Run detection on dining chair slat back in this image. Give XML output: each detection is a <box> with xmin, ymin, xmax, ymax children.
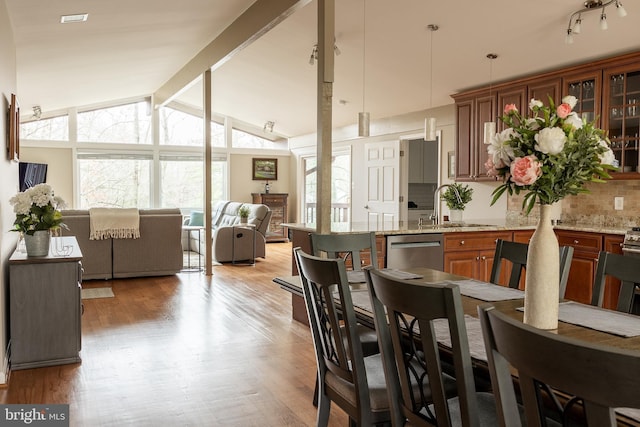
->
<box><xmin>478</xmin><ymin>304</ymin><xmax>640</xmax><ymax>426</ymax></box>
<box><xmin>365</xmin><ymin>267</ymin><xmax>499</xmax><ymax>427</ymax></box>
<box><xmin>591</xmin><ymin>250</ymin><xmax>640</xmax><ymax>313</ymax></box>
<box><xmin>310</xmin><ymin>231</ymin><xmax>378</xmax><ymax>271</ymax></box>
<box><xmin>293</xmin><ymin>248</ymin><xmax>391</xmax><ymax>426</ymax></box>
<box><xmin>490</xmin><ymin>239</ymin><xmax>574</xmax><ymax>299</ymax></box>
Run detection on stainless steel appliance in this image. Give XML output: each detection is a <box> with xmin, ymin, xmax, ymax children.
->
<box><xmin>386</xmin><ymin>233</ymin><xmax>443</xmax><ymax>270</ymax></box>
<box><xmin>622</xmin><ymin>227</ymin><xmax>640</xmax><ymax>257</ymax></box>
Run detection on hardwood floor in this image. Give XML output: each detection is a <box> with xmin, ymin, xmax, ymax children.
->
<box><xmin>0</xmin><ymin>243</ymin><xmax>349</xmax><ymax>426</ymax></box>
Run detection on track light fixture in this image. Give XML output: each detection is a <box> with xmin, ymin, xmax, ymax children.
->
<box><xmin>308</xmin><ymin>40</ymin><xmax>341</xmax><ymax>65</ymax></box>
<box><xmin>566</xmin><ymin>0</ymin><xmax>627</xmax><ymax>44</ymax></box>
<box><xmin>263</xmin><ymin>121</ymin><xmax>275</xmax><ymax>133</ymax></box>
<box><xmin>32</xmin><ymin>105</ymin><xmax>42</xmax><ymax>120</ymax></box>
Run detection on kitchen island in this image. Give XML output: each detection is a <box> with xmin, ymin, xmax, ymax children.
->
<box><xmin>284</xmin><ymin>219</ymin><xmax>629</xmax><ymax>309</ymax></box>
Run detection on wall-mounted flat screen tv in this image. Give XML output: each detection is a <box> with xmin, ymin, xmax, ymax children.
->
<box><xmin>19</xmin><ymin>162</ymin><xmax>48</xmax><ymax>192</ymax></box>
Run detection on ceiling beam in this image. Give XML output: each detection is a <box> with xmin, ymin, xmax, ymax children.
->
<box><xmin>153</xmin><ymin>0</ymin><xmax>311</xmax><ymax>107</ymax></box>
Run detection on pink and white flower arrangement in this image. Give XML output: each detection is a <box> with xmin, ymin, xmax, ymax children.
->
<box><xmin>487</xmin><ymin>96</ymin><xmax>617</xmax><ymax>214</ymax></box>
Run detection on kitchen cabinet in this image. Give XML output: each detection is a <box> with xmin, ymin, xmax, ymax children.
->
<box><xmin>563</xmin><ymin>69</ymin><xmax>602</xmax><ymax>126</ymax></box>
<box><xmin>408</xmin><ymin>139</ymin><xmax>438</xmax><ymax>183</ymax></box>
<box><xmin>454</xmin><ymin>94</ymin><xmax>496</xmax><ymax>182</ymax></box>
<box><xmin>443</xmin><ymin>231</ymin><xmax>512</xmax><ymax>283</ymax></box>
<box><xmin>9</xmin><ymin>237</ymin><xmax>83</xmax><ymax>370</ymax></box>
<box><xmin>453</xmin><ymin>50</ymin><xmax>640</xmax><ymax>181</ymax></box>
<box><xmin>252</xmin><ymin>193</ymin><xmax>288</xmax><ymax>242</ymax></box>
<box><xmin>555</xmin><ymin>230</ymin><xmax>602</xmax><ymax>304</ymax></box>
<box><xmin>603</xmin><ymin>65</ymin><xmax>640</xmax><ymax>177</ymax></box>
<box><xmin>602</xmin><ymin>234</ymin><xmax>625</xmax><ymax>309</ymax></box>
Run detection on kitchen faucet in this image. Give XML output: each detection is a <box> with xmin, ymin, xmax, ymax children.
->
<box><xmin>430</xmin><ymin>184</ymin><xmax>462</xmax><ymax>225</ymax></box>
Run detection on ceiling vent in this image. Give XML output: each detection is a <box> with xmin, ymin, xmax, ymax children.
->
<box><xmin>60</xmin><ymin>14</ymin><xmax>88</xmax><ymax>24</ymax></box>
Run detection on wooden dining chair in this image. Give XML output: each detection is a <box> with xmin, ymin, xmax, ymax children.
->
<box><xmin>293</xmin><ymin>248</ymin><xmax>392</xmax><ymax>427</ymax></box>
<box><xmin>364</xmin><ymin>267</ymin><xmax>499</xmax><ymax>426</ymax></box>
<box><xmin>310</xmin><ymin>231</ymin><xmax>379</xmax><ymax>271</ymax></box>
<box><xmin>591</xmin><ymin>250</ymin><xmax>640</xmax><ymax>313</ymax></box>
<box><xmin>308</xmin><ymin>231</ymin><xmax>381</xmax><ymax>406</ymax></box>
<box><xmin>489</xmin><ymin>239</ymin><xmax>574</xmax><ymax>299</ymax></box>
<box><xmin>478</xmin><ymin>303</ymin><xmax>640</xmax><ymax>426</ymax></box>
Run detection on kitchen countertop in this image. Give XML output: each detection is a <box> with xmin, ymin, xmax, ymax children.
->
<box><xmin>283</xmin><ymin>220</ymin><xmax>629</xmax><ymax>236</ymax></box>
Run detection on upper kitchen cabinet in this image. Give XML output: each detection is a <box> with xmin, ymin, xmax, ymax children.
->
<box><xmin>453</xmin><ymin>93</ymin><xmax>497</xmax><ymax>182</ymax></box>
<box><xmin>453</xmin><ymin>50</ymin><xmax>640</xmax><ymax>181</ymax></box>
<box><xmin>497</xmin><ymin>85</ymin><xmax>527</xmax><ymax>130</ymax></box>
<box><xmin>603</xmin><ymin>64</ymin><xmax>640</xmax><ymax>177</ymax></box>
<box><xmin>528</xmin><ymin>78</ymin><xmax>561</xmax><ymax>110</ymax></box>
<box><xmin>408</xmin><ymin>139</ymin><xmax>438</xmax><ymax>183</ymax></box>
<box><xmin>562</xmin><ymin>70</ymin><xmax>602</xmax><ymax>126</ymax></box>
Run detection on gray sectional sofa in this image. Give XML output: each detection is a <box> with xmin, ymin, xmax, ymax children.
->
<box><xmin>62</xmin><ymin>208</ymin><xmax>183</xmax><ymax>280</ymax></box>
<box><xmin>183</xmin><ymin>201</ymin><xmax>272</xmax><ymax>263</ymax></box>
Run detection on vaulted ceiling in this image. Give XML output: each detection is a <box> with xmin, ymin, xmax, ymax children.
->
<box><xmin>6</xmin><ymin>0</ymin><xmax>640</xmax><ymax>137</ymax></box>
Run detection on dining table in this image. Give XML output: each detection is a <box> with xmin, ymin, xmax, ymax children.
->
<box><xmin>273</xmin><ymin>267</ymin><xmax>640</xmax><ymax>426</ymax></box>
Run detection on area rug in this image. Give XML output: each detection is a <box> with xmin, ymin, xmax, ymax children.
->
<box><xmin>81</xmin><ymin>287</ymin><xmax>115</xmax><ymax>300</ymax></box>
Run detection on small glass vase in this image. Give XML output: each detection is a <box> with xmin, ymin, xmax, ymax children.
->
<box><xmin>523</xmin><ymin>204</ymin><xmax>560</xmax><ymax>330</ymax></box>
<box><xmin>24</xmin><ymin>230</ymin><xmax>51</xmax><ymax>257</ymax></box>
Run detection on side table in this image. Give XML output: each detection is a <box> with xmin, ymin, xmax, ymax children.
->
<box><xmin>182</xmin><ymin>225</ymin><xmax>204</xmax><ymax>271</ymax></box>
<box><xmin>232</xmin><ymin>223</ymin><xmax>256</xmax><ymax>265</ymax></box>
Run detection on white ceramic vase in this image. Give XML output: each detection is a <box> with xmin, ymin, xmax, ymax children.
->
<box><xmin>449</xmin><ymin>209</ymin><xmax>463</xmax><ymax>223</ymax></box>
<box><xmin>523</xmin><ymin>204</ymin><xmax>560</xmax><ymax>330</ymax></box>
<box><xmin>24</xmin><ymin>230</ymin><xmax>51</xmax><ymax>257</ymax></box>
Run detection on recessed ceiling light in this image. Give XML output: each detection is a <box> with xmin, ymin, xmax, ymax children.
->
<box><xmin>60</xmin><ymin>13</ymin><xmax>88</xmax><ymax>24</ymax></box>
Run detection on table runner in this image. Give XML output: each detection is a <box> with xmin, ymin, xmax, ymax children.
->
<box><xmin>557</xmin><ymin>302</ymin><xmax>640</xmax><ymax>338</ymax></box>
<box><xmin>443</xmin><ymin>279</ymin><xmax>525</xmax><ymax>301</ymax></box>
<box><xmin>347</xmin><ymin>268</ymin><xmax>423</xmax><ymax>284</ymax></box>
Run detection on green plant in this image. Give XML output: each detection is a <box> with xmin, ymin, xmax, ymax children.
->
<box><xmin>441</xmin><ymin>183</ymin><xmax>473</xmax><ymax>210</ymax></box>
<box><xmin>238</xmin><ymin>205</ymin><xmax>250</xmax><ymax>218</ymax></box>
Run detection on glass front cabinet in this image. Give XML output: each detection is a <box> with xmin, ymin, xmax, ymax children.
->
<box><xmin>603</xmin><ymin>66</ymin><xmax>640</xmax><ymax>177</ymax></box>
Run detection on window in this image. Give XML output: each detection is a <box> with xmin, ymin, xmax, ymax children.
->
<box><xmin>77</xmin><ymin>153</ymin><xmax>151</xmax><ymax>208</ymax></box>
<box><xmin>20</xmin><ymin>116</ymin><xmax>69</xmax><ymax>141</ymax></box>
<box><xmin>77</xmin><ymin>101</ymin><xmax>151</xmax><ymax>144</ymax></box>
<box><xmin>302</xmin><ymin>149</ymin><xmax>351</xmax><ymax>223</ymax></box>
<box><xmin>159</xmin><ymin>106</ymin><xmax>226</xmax><ymax>147</ymax></box>
<box><xmin>232</xmin><ymin>128</ymin><xmax>287</xmax><ymax>150</ymax></box>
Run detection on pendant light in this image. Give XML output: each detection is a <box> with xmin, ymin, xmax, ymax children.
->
<box><xmin>424</xmin><ymin>24</ymin><xmax>438</xmax><ymax>141</ymax></box>
<box><xmin>357</xmin><ymin>0</ymin><xmax>370</xmax><ymax>137</ymax></box>
<box><xmin>483</xmin><ymin>53</ymin><xmax>498</xmax><ymax>145</ymax></box>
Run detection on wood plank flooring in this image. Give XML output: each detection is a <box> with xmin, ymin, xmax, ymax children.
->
<box><xmin>0</xmin><ymin>243</ymin><xmax>349</xmax><ymax>426</ymax></box>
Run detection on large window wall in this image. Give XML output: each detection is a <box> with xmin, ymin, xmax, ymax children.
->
<box><xmin>20</xmin><ymin>99</ymin><xmax>285</xmax><ymax>211</ymax></box>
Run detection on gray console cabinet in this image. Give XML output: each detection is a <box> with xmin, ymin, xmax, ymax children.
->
<box><xmin>9</xmin><ymin>236</ymin><xmax>83</xmax><ymax>370</ymax></box>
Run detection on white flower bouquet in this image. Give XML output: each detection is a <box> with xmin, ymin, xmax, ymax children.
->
<box><xmin>9</xmin><ymin>183</ymin><xmax>67</xmax><ymax>234</ymax></box>
<box><xmin>485</xmin><ymin>96</ymin><xmax>617</xmax><ymax>214</ymax></box>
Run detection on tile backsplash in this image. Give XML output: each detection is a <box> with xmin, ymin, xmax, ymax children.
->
<box><xmin>506</xmin><ymin>180</ymin><xmax>640</xmax><ymax>227</ymax></box>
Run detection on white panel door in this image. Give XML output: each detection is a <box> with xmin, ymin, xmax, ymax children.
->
<box><xmin>364</xmin><ymin>140</ymin><xmax>400</xmax><ymax>230</ymax></box>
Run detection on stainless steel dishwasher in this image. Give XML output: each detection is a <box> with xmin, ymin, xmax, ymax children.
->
<box><xmin>386</xmin><ymin>233</ymin><xmax>444</xmax><ymax>270</ymax></box>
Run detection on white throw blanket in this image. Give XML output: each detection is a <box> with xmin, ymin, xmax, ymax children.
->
<box><xmin>89</xmin><ymin>208</ymin><xmax>140</xmax><ymax>240</ymax></box>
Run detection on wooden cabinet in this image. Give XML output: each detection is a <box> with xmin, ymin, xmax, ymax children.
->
<box><xmin>602</xmin><ymin>234</ymin><xmax>625</xmax><ymax>309</ymax></box>
<box><xmin>563</xmin><ymin>69</ymin><xmax>602</xmax><ymax>126</ymax></box>
<box><xmin>453</xmin><ymin>50</ymin><xmax>640</xmax><ymax>181</ymax></box>
<box><xmin>555</xmin><ymin>230</ymin><xmax>602</xmax><ymax>304</ymax></box>
<box><xmin>252</xmin><ymin>193</ymin><xmax>288</xmax><ymax>242</ymax></box>
<box><xmin>408</xmin><ymin>139</ymin><xmax>438</xmax><ymax>183</ymax></box>
<box><xmin>9</xmin><ymin>236</ymin><xmax>83</xmax><ymax>370</ymax></box>
<box><xmin>443</xmin><ymin>231</ymin><xmax>512</xmax><ymax>282</ymax></box>
<box><xmin>454</xmin><ymin>94</ymin><xmax>496</xmax><ymax>181</ymax></box>
<box><xmin>603</xmin><ymin>64</ymin><xmax>640</xmax><ymax>176</ymax></box>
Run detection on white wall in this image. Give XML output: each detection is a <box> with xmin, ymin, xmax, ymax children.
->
<box><xmin>20</xmin><ymin>147</ymin><xmax>74</xmax><ymax>207</ymax></box>
<box><xmin>0</xmin><ymin>0</ymin><xmax>18</xmax><ymax>384</ymax></box>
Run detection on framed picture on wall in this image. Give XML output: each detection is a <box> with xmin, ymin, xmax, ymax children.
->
<box><xmin>252</xmin><ymin>158</ymin><xmax>278</xmax><ymax>180</ymax></box>
<box><xmin>447</xmin><ymin>151</ymin><xmax>455</xmax><ymax>178</ymax></box>
<box><xmin>7</xmin><ymin>93</ymin><xmax>19</xmax><ymax>162</ymax></box>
